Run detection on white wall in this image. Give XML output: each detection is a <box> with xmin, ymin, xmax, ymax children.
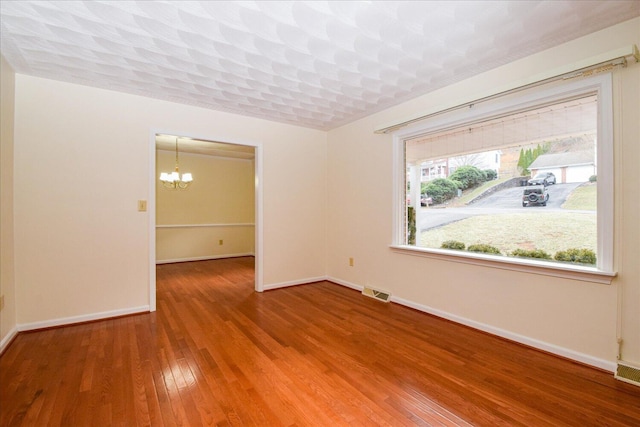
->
<box><xmin>0</xmin><ymin>55</ymin><xmax>17</xmax><ymax>350</ymax></box>
<box><xmin>156</xmin><ymin>151</ymin><xmax>255</xmax><ymax>262</ymax></box>
<box><xmin>327</xmin><ymin>18</ymin><xmax>640</xmax><ymax>370</ymax></box>
<box><xmin>13</xmin><ymin>76</ymin><xmax>327</xmax><ymax>326</ymax></box>
<box><xmin>565</xmin><ymin>165</ymin><xmax>596</xmax><ymax>183</ymax></box>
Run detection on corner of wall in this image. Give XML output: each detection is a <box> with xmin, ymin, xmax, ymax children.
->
<box><xmin>0</xmin><ymin>54</ymin><xmax>17</xmax><ymax>347</ymax></box>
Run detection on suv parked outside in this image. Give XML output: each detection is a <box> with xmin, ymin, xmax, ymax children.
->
<box><xmin>528</xmin><ymin>172</ymin><xmax>556</xmax><ymax>186</ymax></box>
<box><xmin>522</xmin><ymin>186</ymin><xmax>549</xmax><ymax>207</ymax></box>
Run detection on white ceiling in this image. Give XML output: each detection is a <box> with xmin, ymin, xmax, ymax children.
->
<box><xmin>155</xmin><ymin>134</ymin><xmax>255</xmax><ymax>159</ymax></box>
<box><xmin>1</xmin><ymin>1</ymin><xmax>639</xmax><ymax>131</ymax></box>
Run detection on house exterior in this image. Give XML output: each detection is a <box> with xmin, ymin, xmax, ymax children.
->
<box><xmin>420</xmin><ymin>159</ymin><xmax>448</xmax><ymax>181</ymax></box>
<box><xmin>420</xmin><ymin>151</ymin><xmax>501</xmax><ymax>182</ymax></box>
<box><xmin>529</xmin><ymin>151</ymin><xmax>595</xmax><ymax>183</ymax></box>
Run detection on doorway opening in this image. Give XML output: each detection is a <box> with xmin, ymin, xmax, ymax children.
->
<box><xmin>149</xmin><ymin>132</ymin><xmax>263</xmax><ymax>311</ymax></box>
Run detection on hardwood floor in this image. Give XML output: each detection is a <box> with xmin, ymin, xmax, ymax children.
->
<box><xmin>1</xmin><ymin>257</ymin><xmax>639</xmax><ymax>426</ymax></box>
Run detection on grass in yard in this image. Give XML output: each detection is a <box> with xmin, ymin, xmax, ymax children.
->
<box><xmin>420</xmin><ymin>212</ymin><xmax>596</xmax><ymax>255</ymax></box>
<box><xmin>449</xmin><ymin>177</ymin><xmax>510</xmax><ymax>207</ymax></box>
<box><xmin>562</xmin><ymin>183</ymin><xmax>597</xmax><ymax>210</ymax></box>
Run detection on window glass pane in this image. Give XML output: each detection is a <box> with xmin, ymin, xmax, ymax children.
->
<box><xmin>405</xmin><ymin>95</ymin><xmax>598</xmax><ymax>266</ymax></box>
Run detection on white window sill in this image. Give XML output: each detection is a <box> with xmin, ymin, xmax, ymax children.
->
<box><xmin>389</xmin><ymin>245</ymin><xmax>616</xmax><ymax>285</ymax></box>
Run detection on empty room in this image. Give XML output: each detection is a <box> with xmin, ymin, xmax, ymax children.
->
<box><xmin>1</xmin><ymin>1</ymin><xmax>640</xmax><ymax>425</ymax></box>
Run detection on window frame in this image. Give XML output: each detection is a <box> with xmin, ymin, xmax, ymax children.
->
<box><xmin>390</xmin><ymin>74</ymin><xmax>615</xmax><ymax>285</ymax></box>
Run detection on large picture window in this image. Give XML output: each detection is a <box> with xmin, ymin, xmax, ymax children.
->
<box><xmin>393</xmin><ymin>75</ymin><xmax>614</xmax><ymax>283</ymax></box>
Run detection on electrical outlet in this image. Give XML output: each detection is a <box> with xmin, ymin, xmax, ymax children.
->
<box><xmin>137</xmin><ymin>200</ymin><xmax>147</xmax><ymax>212</ymax></box>
<box><xmin>219</xmin><ymin>239</ymin><xmax>223</xmax><ymax>245</ymax></box>
<box><xmin>349</xmin><ymin>257</ymin><xmax>354</xmax><ymax>267</ymax></box>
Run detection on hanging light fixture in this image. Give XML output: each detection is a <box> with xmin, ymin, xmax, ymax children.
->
<box><xmin>159</xmin><ymin>137</ymin><xmax>193</xmax><ymax>189</ymax></box>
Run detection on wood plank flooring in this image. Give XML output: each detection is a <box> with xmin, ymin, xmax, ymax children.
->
<box><xmin>1</xmin><ymin>257</ymin><xmax>639</xmax><ymax>426</ymax></box>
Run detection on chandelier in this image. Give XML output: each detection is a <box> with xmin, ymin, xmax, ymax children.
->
<box><xmin>159</xmin><ymin>137</ymin><xmax>193</xmax><ymax>189</ymax></box>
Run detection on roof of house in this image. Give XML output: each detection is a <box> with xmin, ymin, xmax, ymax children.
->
<box><xmin>529</xmin><ymin>151</ymin><xmax>594</xmax><ymax>169</ymax></box>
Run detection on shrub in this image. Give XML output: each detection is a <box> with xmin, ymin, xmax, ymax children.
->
<box><xmin>449</xmin><ymin>166</ymin><xmax>484</xmax><ymax>189</ymax></box>
<box><xmin>510</xmin><ymin>249</ymin><xmax>552</xmax><ymax>260</ymax></box>
<box><xmin>467</xmin><ymin>244</ymin><xmax>501</xmax><ymax>255</ymax></box>
<box><xmin>441</xmin><ymin>240</ymin><xmax>465</xmax><ymax>250</ymax></box>
<box><xmin>483</xmin><ymin>169</ymin><xmax>498</xmax><ymax>180</ymax></box>
<box><xmin>450</xmin><ymin>179</ymin><xmax>463</xmax><ymax>190</ymax></box>
<box><xmin>589</xmin><ymin>175</ymin><xmax>597</xmax><ymax>182</ymax></box>
<box><xmin>424</xmin><ymin>178</ymin><xmax>458</xmax><ymax>204</ymax></box>
<box><xmin>554</xmin><ymin>248</ymin><xmax>596</xmax><ymax>265</ymax></box>
<box><xmin>407</xmin><ymin>206</ymin><xmax>416</xmax><ymax>245</ymax></box>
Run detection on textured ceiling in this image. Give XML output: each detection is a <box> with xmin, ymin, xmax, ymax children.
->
<box><xmin>1</xmin><ymin>1</ymin><xmax>639</xmax><ymax>131</ymax></box>
<box><xmin>156</xmin><ymin>134</ymin><xmax>255</xmax><ymax>159</ymax></box>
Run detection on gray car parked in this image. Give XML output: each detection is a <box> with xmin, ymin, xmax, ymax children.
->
<box><xmin>528</xmin><ymin>172</ymin><xmax>556</xmax><ymax>186</ymax></box>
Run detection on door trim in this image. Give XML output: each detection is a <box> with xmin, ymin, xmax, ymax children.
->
<box><xmin>148</xmin><ymin>129</ymin><xmax>264</xmax><ymax>312</ymax></box>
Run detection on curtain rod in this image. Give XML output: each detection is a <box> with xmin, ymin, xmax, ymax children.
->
<box><xmin>374</xmin><ymin>44</ymin><xmax>639</xmax><ymax>135</ymax></box>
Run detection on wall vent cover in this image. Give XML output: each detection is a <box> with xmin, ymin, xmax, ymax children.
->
<box><xmin>362</xmin><ymin>287</ymin><xmax>391</xmax><ymax>303</ymax></box>
<box><xmin>616</xmin><ymin>363</ymin><xmax>640</xmax><ymax>387</ymax></box>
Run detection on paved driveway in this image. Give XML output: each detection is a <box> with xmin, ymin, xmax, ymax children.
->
<box><xmin>419</xmin><ymin>183</ymin><xmax>585</xmax><ymax>231</ymax></box>
<box><xmin>471</xmin><ymin>182</ymin><xmax>582</xmax><ymax>209</ymax></box>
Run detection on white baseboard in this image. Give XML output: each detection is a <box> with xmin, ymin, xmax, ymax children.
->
<box><xmin>326</xmin><ymin>277</ymin><xmax>364</xmax><ymax>292</ymax></box>
<box><xmin>0</xmin><ymin>326</ymin><xmax>19</xmax><ymax>355</ymax></box>
<box><xmin>263</xmin><ymin>275</ymin><xmax>328</xmax><ymax>291</ymax></box>
<box><xmin>17</xmin><ymin>306</ymin><xmax>150</xmax><ymax>332</ymax></box>
<box><xmin>327</xmin><ymin>277</ymin><xmax>615</xmax><ymax>373</ymax></box>
<box><xmin>7</xmin><ymin>275</ymin><xmax>615</xmax><ymax>372</ymax></box>
<box><xmin>156</xmin><ymin>253</ymin><xmax>254</xmax><ymax>264</ymax></box>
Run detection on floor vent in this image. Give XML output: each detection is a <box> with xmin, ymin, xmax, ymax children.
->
<box><xmin>362</xmin><ymin>287</ymin><xmax>391</xmax><ymax>303</ymax></box>
<box><xmin>616</xmin><ymin>363</ymin><xmax>640</xmax><ymax>387</ymax></box>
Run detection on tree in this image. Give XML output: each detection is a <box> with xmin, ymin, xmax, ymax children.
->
<box><xmin>449</xmin><ymin>153</ymin><xmax>485</xmax><ymax>168</ymax></box>
<box><xmin>425</xmin><ymin>178</ymin><xmax>458</xmax><ymax>204</ymax></box>
<box><xmin>449</xmin><ymin>166</ymin><xmax>484</xmax><ymax>190</ymax></box>
<box><xmin>517</xmin><ymin>143</ymin><xmax>550</xmax><ymax>176</ymax></box>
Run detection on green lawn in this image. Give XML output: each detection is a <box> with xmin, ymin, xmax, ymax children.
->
<box><xmin>420</xmin><ymin>212</ymin><xmax>596</xmax><ymax>256</ymax></box>
<box><xmin>562</xmin><ymin>182</ymin><xmax>597</xmax><ymax>210</ymax></box>
<box><xmin>420</xmin><ymin>180</ymin><xmax>598</xmax><ymax>258</ymax></box>
<box><xmin>449</xmin><ymin>177</ymin><xmax>511</xmax><ymax>207</ymax></box>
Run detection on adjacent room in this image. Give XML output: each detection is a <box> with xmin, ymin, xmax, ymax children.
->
<box><xmin>155</xmin><ymin>134</ymin><xmax>256</xmax><ymax>267</ymax></box>
<box><xmin>1</xmin><ymin>1</ymin><xmax>639</xmax><ymax>425</ymax></box>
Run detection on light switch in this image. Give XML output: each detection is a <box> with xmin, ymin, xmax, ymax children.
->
<box><xmin>138</xmin><ymin>200</ymin><xmax>147</xmax><ymax>212</ymax></box>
